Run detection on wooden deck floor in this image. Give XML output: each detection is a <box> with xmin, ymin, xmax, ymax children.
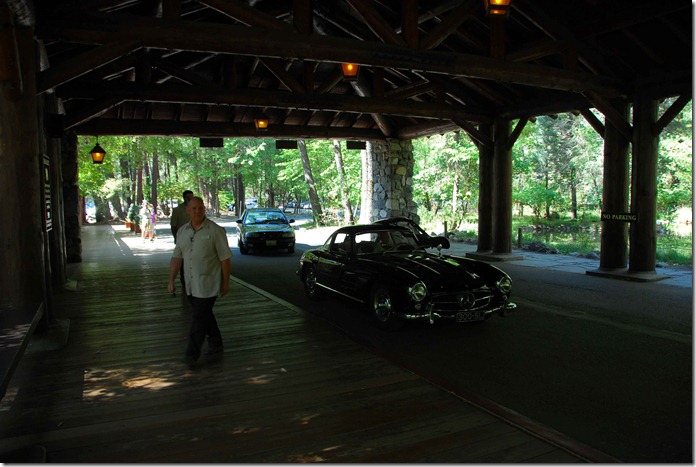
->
<box><xmin>0</xmin><ymin>224</ymin><xmax>589</xmax><ymax>463</ymax></box>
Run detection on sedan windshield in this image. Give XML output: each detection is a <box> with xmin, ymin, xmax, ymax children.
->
<box><xmin>353</xmin><ymin>230</ymin><xmax>419</xmax><ymax>255</ymax></box>
<box><xmin>244</xmin><ymin>211</ymin><xmax>289</xmax><ymax>225</ymax></box>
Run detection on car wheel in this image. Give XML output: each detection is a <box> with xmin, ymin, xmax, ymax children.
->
<box><xmin>369</xmin><ymin>284</ymin><xmax>404</xmax><ymax>331</ymax></box>
<box><xmin>303</xmin><ymin>265</ymin><xmax>324</xmax><ymax>300</ymax></box>
<box><xmin>238</xmin><ymin>239</ymin><xmax>249</xmax><ymax>255</ymax></box>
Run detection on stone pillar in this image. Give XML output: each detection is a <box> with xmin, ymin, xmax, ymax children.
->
<box><xmin>477</xmin><ymin>124</ymin><xmax>494</xmax><ymax>252</ymax></box>
<box><xmin>492</xmin><ymin>119</ymin><xmax>513</xmax><ymax>254</ymax></box>
<box><xmin>0</xmin><ymin>9</ymin><xmax>46</xmax><ymax>307</ymax></box>
<box><xmin>628</xmin><ymin>96</ymin><xmax>659</xmax><ymax>273</ymax></box>
<box><xmin>599</xmin><ymin>101</ymin><xmax>630</xmax><ymax>270</ymax></box>
<box><xmin>369</xmin><ymin>139</ymin><xmax>418</xmax><ymax>222</ymax></box>
<box><xmin>62</xmin><ymin>131</ymin><xmax>82</xmax><ymax>263</ymax></box>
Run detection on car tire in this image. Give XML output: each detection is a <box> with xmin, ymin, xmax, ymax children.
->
<box><xmin>238</xmin><ymin>239</ymin><xmax>249</xmax><ymax>255</ymax></box>
<box><xmin>369</xmin><ymin>284</ymin><xmax>404</xmax><ymax>331</ymax></box>
<box><xmin>303</xmin><ymin>265</ymin><xmax>324</xmax><ymax>300</ymax></box>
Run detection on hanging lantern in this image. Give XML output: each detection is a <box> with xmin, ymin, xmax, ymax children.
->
<box><xmin>341</xmin><ymin>63</ymin><xmax>360</xmax><ymax>81</ymax></box>
<box><xmin>90</xmin><ymin>139</ymin><xmax>106</xmax><ymax>164</ymax></box>
<box><xmin>484</xmin><ymin>0</ymin><xmax>511</xmax><ymax>17</ymax></box>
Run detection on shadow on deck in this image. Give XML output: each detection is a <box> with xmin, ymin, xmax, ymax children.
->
<box><xmin>0</xmin><ymin>224</ymin><xmax>616</xmax><ymax>462</ymax></box>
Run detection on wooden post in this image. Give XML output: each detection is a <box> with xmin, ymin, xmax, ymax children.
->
<box><xmin>0</xmin><ymin>9</ymin><xmax>46</xmax><ymax>307</ymax></box>
<box><xmin>628</xmin><ymin>95</ymin><xmax>659</xmax><ymax>273</ymax></box>
<box><xmin>599</xmin><ymin>100</ymin><xmax>630</xmax><ymax>270</ymax></box>
<box><xmin>476</xmin><ymin>123</ymin><xmax>494</xmax><ymax>252</ymax></box>
<box><xmin>492</xmin><ymin>118</ymin><xmax>513</xmax><ymax>254</ymax></box>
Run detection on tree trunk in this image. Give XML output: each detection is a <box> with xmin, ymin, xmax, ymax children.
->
<box><xmin>151</xmin><ymin>151</ymin><xmax>159</xmax><ymax>214</ymax></box>
<box><xmin>570</xmin><ymin>167</ymin><xmax>578</xmax><ymax>220</ymax></box>
<box><xmin>333</xmin><ymin>140</ymin><xmax>354</xmax><ymax>225</ymax></box>
<box><xmin>235</xmin><ymin>171</ymin><xmax>244</xmax><ymax>216</ymax></box>
<box><xmin>298</xmin><ymin>139</ymin><xmax>324</xmax><ymax>224</ymax></box>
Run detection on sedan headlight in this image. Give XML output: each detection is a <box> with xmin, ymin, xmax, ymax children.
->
<box><xmin>497</xmin><ymin>276</ymin><xmax>512</xmax><ymax>294</ymax></box>
<box><xmin>409</xmin><ymin>282</ymin><xmax>428</xmax><ymax>302</ymax></box>
<box><xmin>282</xmin><ymin>231</ymin><xmax>295</xmax><ymax>238</ymax></box>
<box><xmin>246</xmin><ymin>232</ymin><xmax>260</xmax><ymax>238</ymax></box>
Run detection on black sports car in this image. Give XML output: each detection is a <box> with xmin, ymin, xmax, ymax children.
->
<box><xmin>297</xmin><ymin>224</ymin><xmax>516</xmax><ymax>330</ymax></box>
<box><xmin>236</xmin><ymin>208</ymin><xmax>296</xmax><ymax>254</ymax></box>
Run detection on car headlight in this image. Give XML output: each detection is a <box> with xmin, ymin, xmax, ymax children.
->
<box><xmin>409</xmin><ymin>282</ymin><xmax>428</xmax><ymax>302</ymax></box>
<box><xmin>282</xmin><ymin>232</ymin><xmax>295</xmax><ymax>238</ymax></box>
<box><xmin>246</xmin><ymin>232</ymin><xmax>260</xmax><ymax>238</ymax></box>
<box><xmin>497</xmin><ymin>276</ymin><xmax>512</xmax><ymax>294</ymax></box>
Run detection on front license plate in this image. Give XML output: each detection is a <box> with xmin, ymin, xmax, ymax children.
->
<box><xmin>266</xmin><ymin>240</ymin><xmax>277</xmax><ymax>246</ymax></box>
<box><xmin>456</xmin><ymin>311</ymin><xmax>484</xmax><ymax>323</ymax></box>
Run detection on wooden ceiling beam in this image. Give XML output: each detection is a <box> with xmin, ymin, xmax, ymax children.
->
<box><xmin>45</xmin><ymin>13</ymin><xmax>626</xmax><ymax>97</ymax></box>
<box><xmin>55</xmin><ymin>81</ymin><xmax>492</xmax><ymax>122</ymax></box>
<box><xmin>74</xmin><ymin>118</ymin><xmax>386</xmax><ymax>140</ymax></box>
<box><xmin>419</xmin><ymin>0</ymin><xmax>477</xmax><ymax>50</ymax></box>
<box><xmin>36</xmin><ymin>40</ymin><xmax>141</xmax><ymax>94</ymax></box>
<box><xmin>196</xmin><ymin>0</ymin><xmax>291</xmax><ymax>30</ymax></box>
<box><xmin>400</xmin><ymin>0</ymin><xmax>419</xmax><ymax>48</ymax></box>
<box><xmin>346</xmin><ymin>0</ymin><xmax>407</xmax><ymax>46</ymax></box>
<box><xmin>259</xmin><ymin>58</ymin><xmax>306</xmax><ymax>94</ymax></box>
<box><xmin>293</xmin><ymin>0</ymin><xmax>312</xmax><ymax>35</ymax></box>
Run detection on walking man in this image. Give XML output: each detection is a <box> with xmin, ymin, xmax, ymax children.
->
<box><xmin>168</xmin><ymin>196</ymin><xmax>231</xmax><ymax>364</ymax></box>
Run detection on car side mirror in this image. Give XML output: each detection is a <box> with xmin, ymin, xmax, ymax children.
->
<box><xmin>288</xmin><ymin>219</ymin><xmax>295</xmax><ymax>224</ymax></box>
<box><xmin>236</xmin><ymin>219</ymin><xmax>242</xmax><ymax>224</ymax></box>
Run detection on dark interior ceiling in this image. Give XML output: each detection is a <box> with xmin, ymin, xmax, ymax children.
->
<box><xmin>22</xmin><ymin>0</ymin><xmax>694</xmax><ymax>141</ymax></box>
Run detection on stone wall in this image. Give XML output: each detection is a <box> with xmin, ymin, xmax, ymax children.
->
<box><xmin>370</xmin><ymin>139</ymin><xmax>419</xmax><ymax>223</ymax></box>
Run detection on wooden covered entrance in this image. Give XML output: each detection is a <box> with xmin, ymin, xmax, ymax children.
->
<box><xmin>0</xmin><ymin>0</ymin><xmax>692</xmax><ymax>416</ymax></box>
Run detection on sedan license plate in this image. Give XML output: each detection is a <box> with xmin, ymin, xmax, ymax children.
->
<box><xmin>266</xmin><ymin>240</ymin><xmax>277</xmax><ymax>246</ymax></box>
<box><xmin>456</xmin><ymin>311</ymin><xmax>484</xmax><ymax>323</ymax></box>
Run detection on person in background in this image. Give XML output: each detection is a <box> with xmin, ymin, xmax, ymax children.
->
<box><xmin>139</xmin><ymin>201</ymin><xmax>152</xmax><ymax>242</ymax></box>
<box><xmin>167</xmin><ymin>196</ymin><xmax>231</xmax><ymax>365</ymax></box>
<box><xmin>170</xmin><ymin>190</ymin><xmax>194</xmax><ymax>287</ymax></box>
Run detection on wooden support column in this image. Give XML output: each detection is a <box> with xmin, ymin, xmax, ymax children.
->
<box><xmin>599</xmin><ymin>101</ymin><xmax>630</xmax><ymax>270</ymax></box>
<box><xmin>492</xmin><ymin>118</ymin><xmax>513</xmax><ymax>254</ymax></box>
<box><xmin>628</xmin><ymin>96</ymin><xmax>659</xmax><ymax>273</ymax></box>
<box><xmin>477</xmin><ymin>124</ymin><xmax>494</xmax><ymax>253</ymax></box>
<box><xmin>0</xmin><ymin>9</ymin><xmax>46</xmax><ymax>307</ymax></box>
<box><xmin>62</xmin><ymin>131</ymin><xmax>82</xmax><ymax>263</ymax></box>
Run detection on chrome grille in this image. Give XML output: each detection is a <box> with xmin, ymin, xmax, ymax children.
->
<box><xmin>430</xmin><ymin>289</ymin><xmax>493</xmax><ymax>313</ymax></box>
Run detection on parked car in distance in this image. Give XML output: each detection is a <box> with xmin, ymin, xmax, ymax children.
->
<box><xmin>297</xmin><ymin>224</ymin><xmax>515</xmax><ymax>330</ymax></box>
<box><xmin>373</xmin><ymin>216</ymin><xmax>450</xmax><ymax>250</ymax></box>
<box><xmin>245</xmin><ymin>197</ymin><xmax>258</xmax><ymax>209</ymax></box>
<box><xmin>236</xmin><ymin>208</ymin><xmax>296</xmax><ymax>255</ymax></box>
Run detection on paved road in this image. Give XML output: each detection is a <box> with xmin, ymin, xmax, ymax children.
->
<box><xmin>134</xmin><ymin>219</ymin><xmax>693</xmax><ymax>463</ymax></box>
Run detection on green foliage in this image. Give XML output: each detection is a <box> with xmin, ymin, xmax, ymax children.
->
<box><xmin>75</xmin><ymin>100</ymin><xmax>691</xmax><ymax>265</ymax></box>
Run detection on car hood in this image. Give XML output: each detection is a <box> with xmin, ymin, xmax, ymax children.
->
<box><xmin>368</xmin><ymin>252</ymin><xmax>505</xmax><ymax>289</ymax></box>
<box><xmin>242</xmin><ymin>223</ymin><xmax>294</xmax><ymax>233</ymax></box>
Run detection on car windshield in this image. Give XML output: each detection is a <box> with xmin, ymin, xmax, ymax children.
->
<box><xmin>244</xmin><ymin>211</ymin><xmax>288</xmax><ymax>225</ymax></box>
<box><xmin>352</xmin><ymin>229</ymin><xmax>419</xmax><ymax>255</ymax></box>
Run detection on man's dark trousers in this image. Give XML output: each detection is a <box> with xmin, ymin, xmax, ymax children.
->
<box><xmin>186</xmin><ymin>295</ymin><xmax>223</xmax><ymax>360</ymax></box>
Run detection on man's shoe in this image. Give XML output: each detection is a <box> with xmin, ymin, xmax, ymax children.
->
<box><xmin>206</xmin><ymin>347</ymin><xmax>223</xmax><ymax>361</ymax></box>
<box><xmin>182</xmin><ymin>355</ymin><xmax>198</xmax><ymax>366</ymax></box>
